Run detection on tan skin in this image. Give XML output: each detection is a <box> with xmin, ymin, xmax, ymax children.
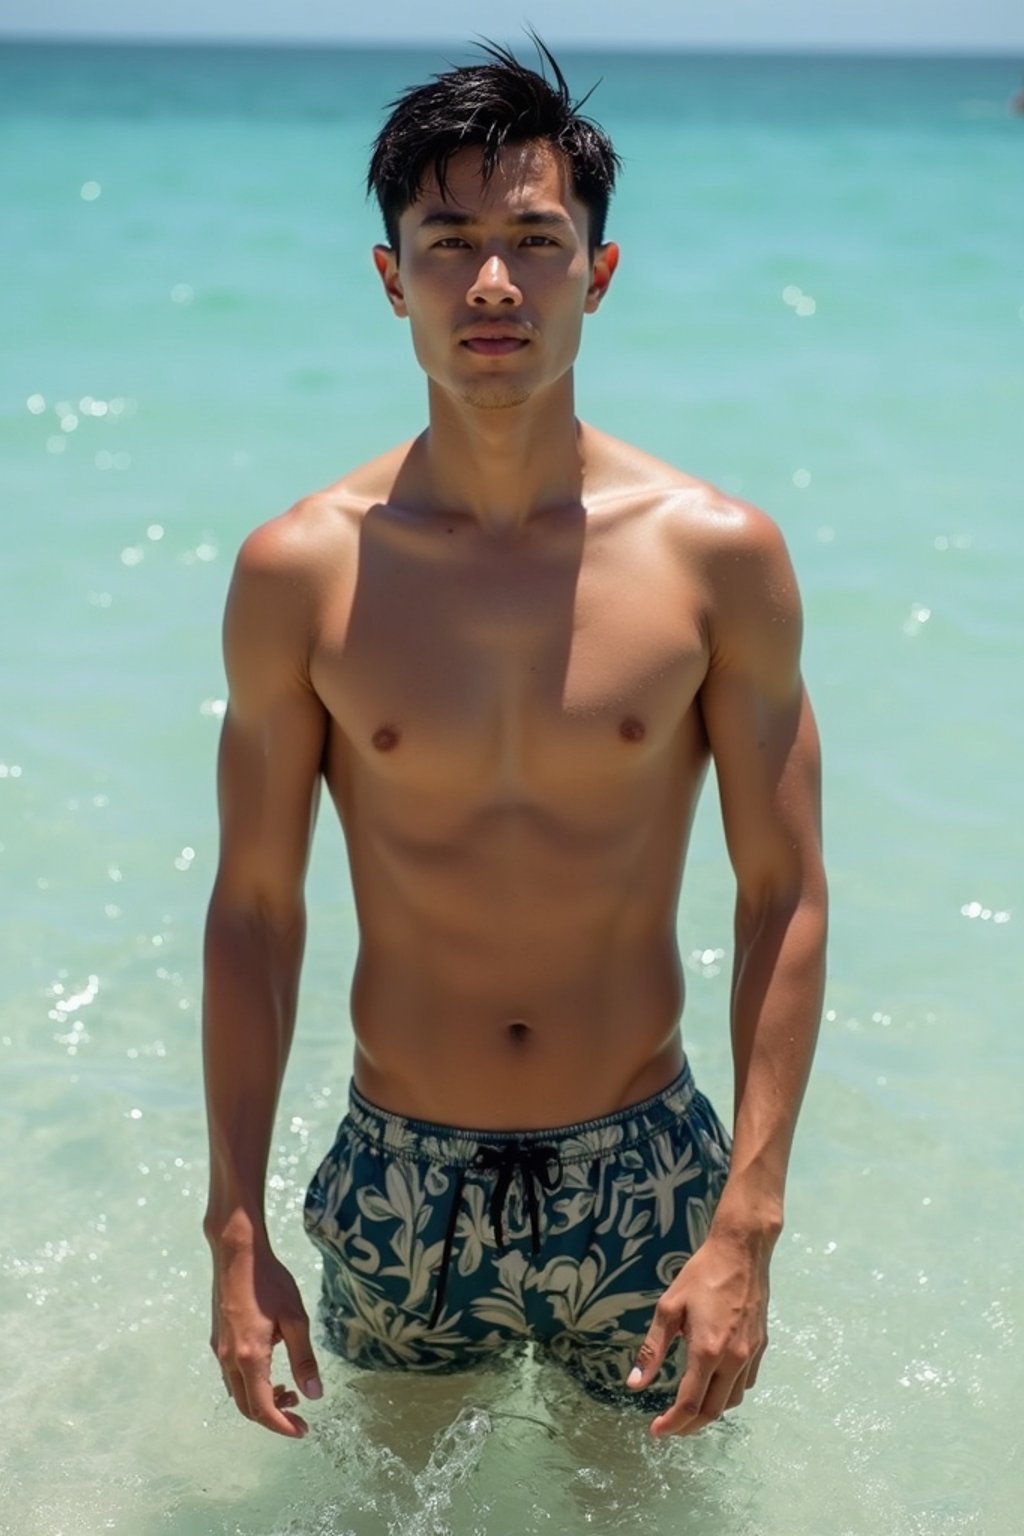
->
<box><xmin>203</xmin><ymin>141</ymin><xmax>827</xmax><ymax>1442</ymax></box>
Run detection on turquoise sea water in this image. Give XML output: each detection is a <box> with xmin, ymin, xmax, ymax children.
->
<box><xmin>1</xmin><ymin>40</ymin><xmax>1022</xmax><ymax>1536</ymax></box>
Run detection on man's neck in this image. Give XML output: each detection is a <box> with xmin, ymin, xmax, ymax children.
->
<box><xmin>419</xmin><ymin>376</ymin><xmax>585</xmax><ymax>534</ymax></box>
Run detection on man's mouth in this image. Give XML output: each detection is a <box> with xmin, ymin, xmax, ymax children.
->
<box><xmin>461</xmin><ymin>336</ymin><xmax>529</xmax><ymax>355</ymax></box>
<box><xmin>459</xmin><ymin>326</ymin><xmax>531</xmax><ymax>356</ymax></box>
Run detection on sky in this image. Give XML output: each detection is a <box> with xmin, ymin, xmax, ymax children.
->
<box><xmin>5</xmin><ymin>0</ymin><xmax>1024</xmax><ymax>52</ymax></box>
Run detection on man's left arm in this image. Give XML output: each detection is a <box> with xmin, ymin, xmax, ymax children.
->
<box><xmin>628</xmin><ymin>505</ymin><xmax>827</xmax><ymax>1435</ymax></box>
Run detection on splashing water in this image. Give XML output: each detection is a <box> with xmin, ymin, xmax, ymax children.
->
<box><xmin>400</xmin><ymin>1409</ymin><xmax>494</xmax><ymax>1536</ymax></box>
<box><xmin>274</xmin><ymin>1405</ymin><xmax>494</xmax><ymax>1536</ymax></box>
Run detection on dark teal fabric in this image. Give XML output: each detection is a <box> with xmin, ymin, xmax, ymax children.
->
<box><xmin>304</xmin><ymin>1060</ymin><xmax>731</xmax><ymax>1406</ymax></box>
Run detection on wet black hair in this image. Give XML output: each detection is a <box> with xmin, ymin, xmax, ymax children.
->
<box><xmin>367</xmin><ymin>35</ymin><xmax>620</xmax><ymax>253</ymax></box>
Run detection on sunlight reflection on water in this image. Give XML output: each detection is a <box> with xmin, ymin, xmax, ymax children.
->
<box><xmin>3</xmin><ymin>38</ymin><xmax>1022</xmax><ymax>1536</ymax></box>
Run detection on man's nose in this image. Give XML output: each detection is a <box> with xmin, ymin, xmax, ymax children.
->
<box><xmin>467</xmin><ymin>253</ymin><xmax>522</xmax><ymax>307</ymax></box>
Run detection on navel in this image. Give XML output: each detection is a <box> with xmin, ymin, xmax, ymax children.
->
<box><xmin>506</xmin><ymin>1020</ymin><xmax>531</xmax><ymax>1044</ymax></box>
<box><xmin>619</xmin><ymin>716</ymin><xmax>646</xmax><ymax>743</ymax></box>
<box><xmin>371</xmin><ymin>725</ymin><xmax>400</xmax><ymax>753</ymax></box>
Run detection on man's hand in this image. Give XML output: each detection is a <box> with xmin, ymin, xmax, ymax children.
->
<box><xmin>626</xmin><ymin>1232</ymin><xmax>770</xmax><ymax>1436</ymax></box>
<box><xmin>209</xmin><ymin>1237</ymin><xmax>322</xmax><ymax>1438</ymax></box>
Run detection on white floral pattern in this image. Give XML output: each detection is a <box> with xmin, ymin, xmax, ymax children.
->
<box><xmin>303</xmin><ymin>1062</ymin><xmax>731</xmax><ymax>1403</ymax></box>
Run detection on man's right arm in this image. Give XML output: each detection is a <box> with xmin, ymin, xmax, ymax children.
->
<box><xmin>202</xmin><ymin>515</ymin><xmax>328</xmax><ymax>1437</ymax></box>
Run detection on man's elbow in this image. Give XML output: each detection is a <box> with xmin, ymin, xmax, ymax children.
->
<box><xmin>205</xmin><ymin>879</ymin><xmax>307</xmax><ymax>947</ymax></box>
<box><xmin>734</xmin><ymin>858</ymin><xmax>828</xmax><ymax>950</ymax></box>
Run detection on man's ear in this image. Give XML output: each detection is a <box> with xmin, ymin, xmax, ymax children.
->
<box><xmin>584</xmin><ymin>241</ymin><xmax>619</xmax><ymax>314</ymax></box>
<box><xmin>373</xmin><ymin>245</ymin><xmax>407</xmax><ymax>317</ymax></box>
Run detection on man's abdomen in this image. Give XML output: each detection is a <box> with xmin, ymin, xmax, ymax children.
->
<box><xmin>346</xmin><ymin>913</ymin><xmax>688</xmax><ymax>1129</ymax></box>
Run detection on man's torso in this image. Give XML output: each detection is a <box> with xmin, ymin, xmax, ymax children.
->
<box><xmin>282</xmin><ymin>428</ymin><xmax>740</xmax><ymax>1126</ymax></box>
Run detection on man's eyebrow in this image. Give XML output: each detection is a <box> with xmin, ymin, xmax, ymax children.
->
<box><xmin>416</xmin><ymin>209</ymin><xmax>575</xmax><ymax>231</ymax></box>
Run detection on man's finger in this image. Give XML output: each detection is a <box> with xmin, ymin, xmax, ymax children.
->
<box><xmin>233</xmin><ymin>1345</ymin><xmax>307</xmax><ymax>1437</ymax></box>
<box><xmin>650</xmin><ymin>1352</ymin><xmax>715</xmax><ymax>1436</ymax></box>
<box><xmin>746</xmin><ymin>1338</ymin><xmax>768</xmax><ymax>1389</ymax></box>
<box><xmin>627</xmin><ymin>1300</ymin><xmax>681</xmax><ymax>1391</ymax></box>
<box><xmin>243</xmin><ymin>1370</ymin><xmax>309</xmax><ymax>1438</ymax></box>
<box><xmin>698</xmin><ymin>1365</ymin><xmax>744</xmax><ymax>1423</ymax></box>
<box><xmin>224</xmin><ymin>1369</ymin><xmax>252</xmax><ymax>1421</ymax></box>
<box><xmin>280</xmin><ymin>1311</ymin><xmax>323</xmax><ymax>1401</ymax></box>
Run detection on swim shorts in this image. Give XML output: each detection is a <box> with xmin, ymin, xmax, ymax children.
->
<box><xmin>303</xmin><ymin>1059</ymin><xmax>731</xmax><ymax>1406</ymax></box>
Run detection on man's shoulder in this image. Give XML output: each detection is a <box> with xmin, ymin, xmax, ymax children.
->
<box><xmin>660</xmin><ymin>484</ymin><xmax>802</xmax><ymax>664</ymax></box>
<box><xmin>234</xmin><ymin>441</ymin><xmax>416</xmax><ymax>579</ymax></box>
<box><xmin>589</xmin><ymin>429</ymin><xmax>789</xmax><ymax>566</ymax></box>
<box><xmin>669</xmin><ymin>484</ymin><xmax>791</xmax><ymax>577</ymax></box>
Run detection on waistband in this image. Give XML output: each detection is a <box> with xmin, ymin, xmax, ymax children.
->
<box><xmin>345</xmin><ymin>1057</ymin><xmax>697</xmax><ymax>1170</ymax></box>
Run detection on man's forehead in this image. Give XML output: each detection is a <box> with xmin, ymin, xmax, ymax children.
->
<box><xmin>408</xmin><ymin>140</ymin><xmax>581</xmax><ymax>224</ymax></box>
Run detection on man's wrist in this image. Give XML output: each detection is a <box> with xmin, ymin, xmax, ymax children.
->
<box><xmin>707</xmin><ymin>1189</ymin><xmax>784</xmax><ymax>1255</ymax></box>
<box><xmin>203</xmin><ymin>1203</ymin><xmax>269</xmax><ymax>1253</ymax></box>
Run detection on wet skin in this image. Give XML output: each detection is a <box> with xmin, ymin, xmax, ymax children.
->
<box><xmin>203</xmin><ymin>140</ymin><xmax>827</xmax><ymax>1441</ymax></box>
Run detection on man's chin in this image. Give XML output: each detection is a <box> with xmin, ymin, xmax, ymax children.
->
<box><xmin>457</xmin><ymin>384</ymin><xmax>533</xmax><ymax>411</ymax></box>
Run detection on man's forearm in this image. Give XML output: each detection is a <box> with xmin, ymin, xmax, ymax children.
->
<box><xmin>710</xmin><ymin>890</ymin><xmax>827</xmax><ymax>1245</ymax></box>
<box><xmin>202</xmin><ymin>898</ymin><xmax>306</xmax><ymax>1243</ymax></box>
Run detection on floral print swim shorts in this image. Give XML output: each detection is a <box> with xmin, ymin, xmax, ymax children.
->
<box><xmin>303</xmin><ymin>1059</ymin><xmax>731</xmax><ymax>1406</ymax></box>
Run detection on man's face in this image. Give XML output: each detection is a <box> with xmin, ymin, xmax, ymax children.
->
<box><xmin>375</xmin><ymin>140</ymin><xmax>617</xmax><ymax>410</ymax></box>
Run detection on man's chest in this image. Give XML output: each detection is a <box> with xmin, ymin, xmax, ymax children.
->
<box><xmin>309</xmin><ymin>529</ymin><xmax>709</xmax><ymax>793</ymax></box>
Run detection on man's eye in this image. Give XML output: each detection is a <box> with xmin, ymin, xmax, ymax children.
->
<box><xmin>522</xmin><ymin>236</ymin><xmax>557</xmax><ymax>247</ymax></box>
<box><xmin>433</xmin><ymin>238</ymin><xmax>470</xmax><ymax>249</ymax></box>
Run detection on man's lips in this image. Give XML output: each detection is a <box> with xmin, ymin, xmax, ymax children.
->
<box><xmin>459</xmin><ymin>325</ymin><xmax>531</xmax><ymax>356</ymax></box>
<box><xmin>462</xmin><ymin>336</ymin><xmax>529</xmax><ymax>355</ymax></box>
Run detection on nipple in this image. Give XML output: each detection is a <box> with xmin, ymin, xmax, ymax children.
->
<box><xmin>372</xmin><ymin>725</ymin><xmax>400</xmax><ymax>753</ymax></box>
<box><xmin>619</xmin><ymin>717</ymin><xmax>646</xmax><ymax>743</ymax></box>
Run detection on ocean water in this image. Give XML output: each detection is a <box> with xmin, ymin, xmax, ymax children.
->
<box><xmin>1</xmin><ymin>40</ymin><xmax>1022</xmax><ymax>1536</ymax></box>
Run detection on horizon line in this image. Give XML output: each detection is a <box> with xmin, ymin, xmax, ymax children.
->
<box><xmin>2</xmin><ymin>32</ymin><xmax>1022</xmax><ymax>59</ymax></box>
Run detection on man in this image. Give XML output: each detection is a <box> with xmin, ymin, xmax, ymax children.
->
<box><xmin>202</xmin><ymin>41</ymin><xmax>826</xmax><ymax>1445</ymax></box>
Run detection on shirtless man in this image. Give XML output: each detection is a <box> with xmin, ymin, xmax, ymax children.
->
<box><xmin>202</xmin><ymin>43</ymin><xmax>826</xmax><ymax>1445</ymax></box>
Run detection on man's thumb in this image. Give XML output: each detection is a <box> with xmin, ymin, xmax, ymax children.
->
<box><xmin>626</xmin><ymin>1307</ymin><xmax>675</xmax><ymax>1390</ymax></box>
<box><xmin>281</xmin><ymin>1315</ymin><xmax>323</xmax><ymax>1400</ymax></box>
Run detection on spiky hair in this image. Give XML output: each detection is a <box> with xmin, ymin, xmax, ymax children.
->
<box><xmin>367</xmin><ymin>35</ymin><xmax>620</xmax><ymax>251</ymax></box>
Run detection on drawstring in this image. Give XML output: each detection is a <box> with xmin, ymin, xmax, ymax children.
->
<box><xmin>474</xmin><ymin>1141</ymin><xmax>563</xmax><ymax>1253</ymax></box>
<box><xmin>427</xmin><ymin>1141</ymin><xmax>563</xmax><ymax>1329</ymax></box>
<box><xmin>429</xmin><ymin>1166</ymin><xmax>467</xmax><ymax>1329</ymax></box>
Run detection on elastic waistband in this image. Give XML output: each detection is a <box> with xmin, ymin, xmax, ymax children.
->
<box><xmin>345</xmin><ymin>1058</ymin><xmax>697</xmax><ymax>1169</ymax></box>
